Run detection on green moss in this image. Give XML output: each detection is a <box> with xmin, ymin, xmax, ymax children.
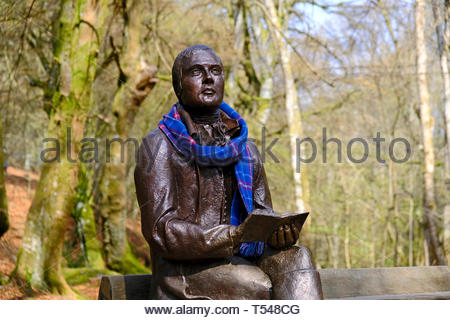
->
<box><xmin>71</xmin><ymin>165</ymin><xmax>104</xmax><ymax>269</ymax></box>
<box><xmin>63</xmin><ymin>267</ymin><xmax>119</xmax><ymax>286</ymax></box>
<box><xmin>119</xmin><ymin>243</ymin><xmax>151</xmax><ymax>275</ymax></box>
<box><xmin>99</xmin><ymin>153</ymin><xmax>127</xmax><ymax>270</ymax></box>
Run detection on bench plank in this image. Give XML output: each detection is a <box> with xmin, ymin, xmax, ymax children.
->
<box><xmin>98</xmin><ymin>266</ymin><xmax>450</xmax><ymax>300</ymax></box>
<box><xmin>319</xmin><ymin>266</ymin><xmax>450</xmax><ymax>299</ymax></box>
<box><xmin>337</xmin><ymin>291</ymin><xmax>450</xmax><ymax>300</ymax></box>
<box><xmin>98</xmin><ymin>274</ymin><xmax>151</xmax><ymax>300</ymax></box>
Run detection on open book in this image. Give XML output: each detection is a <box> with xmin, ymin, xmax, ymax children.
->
<box><xmin>240</xmin><ymin>209</ymin><xmax>309</xmax><ymax>242</ymax></box>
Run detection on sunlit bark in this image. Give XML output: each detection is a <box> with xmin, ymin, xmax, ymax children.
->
<box><xmin>261</xmin><ymin>0</ymin><xmax>309</xmax><ymax>215</ymax></box>
<box><xmin>432</xmin><ymin>0</ymin><xmax>450</xmax><ymax>263</ymax></box>
<box><xmin>415</xmin><ymin>0</ymin><xmax>447</xmax><ymax>265</ymax></box>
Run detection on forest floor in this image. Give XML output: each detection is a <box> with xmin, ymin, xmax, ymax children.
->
<box><xmin>0</xmin><ymin>167</ymin><xmax>148</xmax><ymax>300</ymax></box>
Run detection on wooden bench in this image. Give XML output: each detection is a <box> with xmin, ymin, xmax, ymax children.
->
<box><xmin>98</xmin><ymin>266</ymin><xmax>450</xmax><ymax>300</ymax></box>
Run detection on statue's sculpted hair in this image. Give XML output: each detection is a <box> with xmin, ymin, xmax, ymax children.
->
<box><xmin>172</xmin><ymin>44</ymin><xmax>222</xmax><ymax>100</ymax></box>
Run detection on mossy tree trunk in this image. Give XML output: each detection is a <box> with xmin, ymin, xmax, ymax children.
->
<box><xmin>0</xmin><ymin>114</ymin><xmax>8</xmax><ymax>239</ymax></box>
<box><xmin>71</xmin><ymin>165</ymin><xmax>105</xmax><ymax>270</ymax></box>
<box><xmin>17</xmin><ymin>0</ymin><xmax>111</xmax><ymax>294</ymax></box>
<box><xmin>225</xmin><ymin>0</ymin><xmax>245</xmax><ymax>107</ymax></box>
<box><xmin>226</xmin><ymin>2</ymin><xmax>274</xmax><ymax>136</ymax></box>
<box><xmin>247</xmin><ymin>4</ymin><xmax>274</xmax><ymax>127</ymax></box>
<box><xmin>98</xmin><ymin>2</ymin><xmax>157</xmax><ymax>272</ymax></box>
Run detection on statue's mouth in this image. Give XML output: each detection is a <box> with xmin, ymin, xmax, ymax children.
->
<box><xmin>202</xmin><ymin>88</ymin><xmax>215</xmax><ymax>95</ymax></box>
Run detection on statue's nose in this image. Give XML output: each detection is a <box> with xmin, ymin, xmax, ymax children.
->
<box><xmin>203</xmin><ymin>70</ymin><xmax>214</xmax><ymax>84</ymax></box>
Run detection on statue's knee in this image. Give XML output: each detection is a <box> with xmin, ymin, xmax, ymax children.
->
<box><xmin>258</xmin><ymin>245</ymin><xmax>315</xmax><ymax>276</ymax></box>
<box><xmin>289</xmin><ymin>245</ymin><xmax>314</xmax><ymax>270</ymax></box>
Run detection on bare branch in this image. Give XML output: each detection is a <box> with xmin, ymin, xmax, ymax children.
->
<box><xmin>288</xmin><ymin>27</ymin><xmax>345</xmax><ymax>67</ymax></box>
<box><xmin>253</xmin><ymin>0</ymin><xmax>335</xmax><ymax>87</ymax></box>
<box><xmin>302</xmin><ymin>90</ymin><xmax>356</xmax><ymax>118</ymax></box>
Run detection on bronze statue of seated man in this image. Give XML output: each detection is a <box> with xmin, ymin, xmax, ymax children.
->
<box><xmin>134</xmin><ymin>44</ymin><xmax>323</xmax><ymax>300</ymax></box>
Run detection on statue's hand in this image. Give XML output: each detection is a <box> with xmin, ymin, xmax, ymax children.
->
<box><xmin>268</xmin><ymin>223</ymin><xmax>299</xmax><ymax>249</ymax></box>
<box><xmin>232</xmin><ymin>217</ymin><xmax>250</xmax><ymax>244</ymax></box>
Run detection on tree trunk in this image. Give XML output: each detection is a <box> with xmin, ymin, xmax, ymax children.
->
<box><xmin>344</xmin><ymin>200</ymin><xmax>351</xmax><ymax>268</ymax></box>
<box><xmin>262</xmin><ymin>0</ymin><xmax>309</xmax><ymax>216</ymax></box>
<box><xmin>445</xmin><ymin>0</ymin><xmax>450</xmax><ymax>263</ymax></box>
<box><xmin>17</xmin><ymin>0</ymin><xmax>111</xmax><ymax>294</ymax></box>
<box><xmin>332</xmin><ymin>218</ymin><xmax>341</xmax><ymax>268</ymax></box>
<box><xmin>0</xmin><ymin>114</ymin><xmax>8</xmax><ymax>238</ymax></box>
<box><xmin>226</xmin><ymin>0</ymin><xmax>245</xmax><ymax>107</ymax></box>
<box><xmin>228</xmin><ymin>2</ymin><xmax>274</xmax><ymax>137</ymax></box>
<box><xmin>432</xmin><ymin>0</ymin><xmax>450</xmax><ymax>264</ymax></box>
<box><xmin>445</xmin><ymin>205</ymin><xmax>450</xmax><ymax>262</ymax></box>
<box><xmin>98</xmin><ymin>1</ymin><xmax>157</xmax><ymax>271</ymax></box>
<box><xmin>408</xmin><ymin>197</ymin><xmax>414</xmax><ymax>266</ymax></box>
<box><xmin>72</xmin><ymin>165</ymin><xmax>104</xmax><ymax>269</ymax></box>
<box><xmin>248</xmin><ymin>5</ymin><xmax>274</xmax><ymax>126</ymax></box>
<box><xmin>415</xmin><ymin>0</ymin><xmax>447</xmax><ymax>265</ymax></box>
<box><xmin>388</xmin><ymin>159</ymin><xmax>401</xmax><ymax>265</ymax></box>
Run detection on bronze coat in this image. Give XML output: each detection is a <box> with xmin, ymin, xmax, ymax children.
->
<box><xmin>134</xmin><ymin>109</ymin><xmax>273</xmax><ymax>299</ymax></box>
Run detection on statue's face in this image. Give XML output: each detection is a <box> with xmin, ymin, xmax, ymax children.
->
<box><xmin>179</xmin><ymin>50</ymin><xmax>224</xmax><ymax>111</ymax></box>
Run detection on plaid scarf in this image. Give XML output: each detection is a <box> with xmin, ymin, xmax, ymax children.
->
<box><xmin>159</xmin><ymin>102</ymin><xmax>264</xmax><ymax>258</ymax></box>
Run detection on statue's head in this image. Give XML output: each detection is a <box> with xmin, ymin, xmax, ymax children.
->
<box><xmin>172</xmin><ymin>44</ymin><xmax>224</xmax><ymax>111</ymax></box>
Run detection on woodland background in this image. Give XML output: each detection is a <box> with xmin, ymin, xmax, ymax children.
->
<box><xmin>0</xmin><ymin>0</ymin><xmax>449</xmax><ymax>298</ymax></box>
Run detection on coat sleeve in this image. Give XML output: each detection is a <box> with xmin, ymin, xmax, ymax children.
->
<box><xmin>134</xmin><ymin>132</ymin><xmax>238</xmax><ymax>261</ymax></box>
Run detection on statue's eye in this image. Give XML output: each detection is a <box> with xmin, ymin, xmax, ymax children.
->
<box><xmin>191</xmin><ymin>68</ymin><xmax>202</xmax><ymax>76</ymax></box>
<box><xmin>211</xmin><ymin>67</ymin><xmax>222</xmax><ymax>75</ymax></box>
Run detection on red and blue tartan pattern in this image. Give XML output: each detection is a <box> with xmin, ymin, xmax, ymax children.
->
<box><xmin>158</xmin><ymin>102</ymin><xmax>264</xmax><ymax>258</ymax></box>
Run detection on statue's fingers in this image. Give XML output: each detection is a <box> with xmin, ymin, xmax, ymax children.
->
<box><xmin>269</xmin><ymin>230</ymin><xmax>278</xmax><ymax>248</ymax></box>
<box><xmin>284</xmin><ymin>224</ymin><xmax>294</xmax><ymax>246</ymax></box>
<box><xmin>277</xmin><ymin>225</ymin><xmax>286</xmax><ymax>247</ymax></box>
<box><xmin>291</xmin><ymin>224</ymin><xmax>300</xmax><ymax>243</ymax></box>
